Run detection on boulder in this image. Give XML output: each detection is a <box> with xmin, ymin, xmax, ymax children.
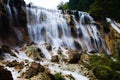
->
<box><xmin>6</xmin><ymin>60</ymin><xmax>18</xmax><ymax>67</ymax></box>
<box><xmin>51</xmin><ymin>55</ymin><xmax>59</xmax><ymax>63</ymax></box>
<box><xmin>45</xmin><ymin>43</ymin><xmax>52</xmax><ymax>51</ymax></box>
<box><xmin>22</xmin><ymin>62</ymin><xmax>45</xmax><ymax>79</ymax></box>
<box><xmin>29</xmin><ymin>73</ymin><xmax>51</xmax><ymax>80</ymax></box>
<box><xmin>6</xmin><ymin>60</ymin><xmax>24</xmax><ymax>71</ymax></box>
<box><xmin>0</xmin><ymin>66</ymin><xmax>13</xmax><ymax>80</ymax></box>
<box><xmin>0</xmin><ymin>0</ymin><xmax>29</xmax><ymax>47</ymax></box>
<box><xmin>14</xmin><ymin>61</ymin><xmax>24</xmax><ymax>71</ymax></box>
<box><xmin>81</xmin><ymin>54</ymin><xmax>91</xmax><ymax>65</ymax></box>
<box><xmin>67</xmin><ymin>49</ymin><xmax>81</xmax><ymax>63</ymax></box>
<box><xmin>25</xmin><ymin>46</ymin><xmax>44</xmax><ymax>60</ymax></box>
<box><xmin>57</xmin><ymin>47</ymin><xmax>62</xmax><ymax>55</ymax></box>
<box><xmin>1</xmin><ymin>44</ymin><xmax>17</xmax><ymax>57</ymax></box>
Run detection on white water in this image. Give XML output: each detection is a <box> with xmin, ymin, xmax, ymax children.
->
<box><xmin>49</xmin><ymin>64</ymin><xmax>88</xmax><ymax>80</ymax></box>
<box><xmin>26</xmin><ymin>7</ymin><xmax>110</xmax><ymax>54</ymax></box>
<box><xmin>3</xmin><ymin>45</ymin><xmax>88</xmax><ymax>80</ymax></box>
<box><xmin>38</xmin><ymin>43</ymin><xmax>52</xmax><ymax>59</ymax></box>
<box><xmin>26</xmin><ymin>8</ymin><xmax>75</xmax><ymax>49</ymax></box>
<box><xmin>106</xmin><ymin>18</ymin><xmax>120</xmax><ymax>34</ymax></box>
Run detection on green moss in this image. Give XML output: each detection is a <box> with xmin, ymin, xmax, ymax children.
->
<box><xmin>54</xmin><ymin>73</ymin><xmax>66</xmax><ymax>80</ymax></box>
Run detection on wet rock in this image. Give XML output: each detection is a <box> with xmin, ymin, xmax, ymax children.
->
<box><xmin>67</xmin><ymin>49</ymin><xmax>81</xmax><ymax>63</ymax></box>
<box><xmin>0</xmin><ymin>55</ymin><xmax>4</xmax><ymax>60</ymax></box>
<box><xmin>57</xmin><ymin>47</ymin><xmax>62</xmax><ymax>55</ymax></box>
<box><xmin>45</xmin><ymin>43</ymin><xmax>52</xmax><ymax>51</ymax></box>
<box><xmin>22</xmin><ymin>62</ymin><xmax>45</xmax><ymax>79</ymax></box>
<box><xmin>6</xmin><ymin>60</ymin><xmax>24</xmax><ymax>71</ymax></box>
<box><xmin>1</xmin><ymin>44</ymin><xmax>11</xmax><ymax>53</ymax></box>
<box><xmin>6</xmin><ymin>60</ymin><xmax>18</xmax><ymax>67</ymax></box>
<box><xmin>14</xmin><ymin>61</ymin><xmax>24</xmax><ymax>71</ymax></box>
<box><xmin>81</xmin><ymin>54</ymin><xmax>91</xmax><ymax>65</ymax></box>
<box><xmin>27</xmin><ymin>41</ymin><xmax>36</xmax><ymax>46</ymax></box>
<box><xmin>25</xmin><ymin>46</ymin><xmax>44</xmax><ymax>60</ymax></box>
<box><xmin>0</xmin><ymin>47</ymin><xmax>4</xmax><ymax>60</ymax></box>
<box><xmin>65</xmin><ymin>74</ymin><xmax>75</xmax><ymax>80</ymax></box>
<box><xmin>88</xmin><ymin>50</ymin><xmax>97</xmax><ymax>54</ymax></box>
<box><xmin>1</xmin><ymin>44</ymin><xmax>17</xmax><ymax>57</ymax></box>
<box><xmin>14</xmin><ymin>49</ymin><xmax>19</xmax><ymax>53</ymax></box>
<box><xmin>74</xmin><ymin>40</ymin><xmax>82</xmax><ymax>50</ymax></box>
<box><xmin>81</xmin><ymin>15</ymin><xmax>92</xmax><ymax>25</ymax></box>
<box><xmin>29</xmin><ymin>73</ymin><xmax>51</xmax><ymax>80</ymax></box>
<box><xmin>51</xmin><ymin>55</ymin><xmax>59</xmax><ymax>63</ymax></box>
<box><xmin>0</xmin><ymin>0</ymin><xmax>29</xmax><ymax>47</ymax></box>
<box><xmin>0</xmin><ymin>66</ymin><xmax>13</xmax><ymax>80</ymax></box>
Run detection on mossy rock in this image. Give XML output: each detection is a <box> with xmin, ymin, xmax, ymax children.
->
<box><xmin>54</xmin><ymin>73</ymin><xmax>66</xmax><ymax>80</ymax></box>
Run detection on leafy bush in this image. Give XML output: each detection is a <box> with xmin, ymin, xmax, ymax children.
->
<box><xmin>90</xmin><ymin>54</ymin><xmax>120</xmax><ymax>80</ymax></box>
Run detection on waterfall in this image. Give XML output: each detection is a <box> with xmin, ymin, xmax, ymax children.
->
<box><xmin>6</xmin><ymin>2</ymin><xmax>13</xmax><ymax>27</ymax></box>
<box><xmin>13</xmin><ymin>7</ymin><xmax>19</xmax><ymax>25</ymax></box>
<box><xmin>106</xmin><ymin>18</ymin><xmax>120</xmax><ymax>34</ymax></box>
<box><xmin>26</xmin><ymin>7</ymin><xmax>110</xmax><ymax>54</ymax></box>
<box><xmin>26</xmin><ymin>7</ymin><xmax>75</xmax><ymax>49</ymax></box>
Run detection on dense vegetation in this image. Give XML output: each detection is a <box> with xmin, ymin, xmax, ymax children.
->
<box><xmin>58</xmin><ymin>0</ymin><xmax>120</xmax><ymax>22</ymax></box>
<box><xmin>90</xmin><ymin>41</ymin><xmax>120</xmax><ymax>80</ymax></box>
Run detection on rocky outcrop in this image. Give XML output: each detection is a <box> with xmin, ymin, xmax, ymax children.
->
<box><xmin>45</xmin><ymin>43</ymin><xmax>52</xmax><ymax>51</ymax></box>
<box><xmin>67</xmin><ymin>49</ymin><xmax>81</xmax><ymax>63</ymax></box>
<box><xmin>51</xmin><ymin>55</ymin><xmax>59</xmax><ymax>63</ymax></box>
<box><xmin>25</xmin><ymin>45</ymin><xmax>45</xmax><ymax>60</ymax></box>
<box><xmin>0</xmin><ymin>0</ymin><xmax>30</xmax><ymax>47</ymax></box>
<box><xmin>22</xmin><ymin>62</ymin><xmax>45</xmax><ymax>79</ymax></box>
<box><xmin>0</xmin><ymin>66</ymin><xmax>13</xmax><ymax>80</ymax></box>
<box><xmin>80</xmin><ymin>54</ymin><xmax>91</xmax><ymax>65</ymax></box>
<box><xmin>21</xmin><ymin>62</ymin><xmax>53</xmax><ymax>80</ymax></box>
<box><xmin>0</xmin><ymin>44</ymin><xmax>17</xmax><ymax>57</ymax></box>
<box><xmin>6</xmin><ymin>60</ymin><xmax>24</xmax><ymax>71</ymax></box>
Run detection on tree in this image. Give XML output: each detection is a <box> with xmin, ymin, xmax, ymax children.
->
<box><xmin>89</xmin><ymin>0</ymin><xmax>120</xmax><ymax>21</ymax></box>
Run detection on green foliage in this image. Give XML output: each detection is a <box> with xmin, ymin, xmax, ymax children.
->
<box><xmin>90</xmin><ymin>54</ymin><xmax>120</xmax><ymax>80</ymax></box>
<box><xmin>77</xmin><ymin>0</ymin><xmax>94</xmax><ymax>11</ymax></box>
<box><xmin>114</xmin><ymin>41</ymin><xmax>120</xmax><ymax>59</ymax></box>
<box><xmin>57</xmin><ymin>0</ymin><xmax>94</xmax><ymax>11</ymax></box>
<box><xmin>93</xmin><ymin>66</ymin><xmax>120</xmax><ymax>80</ymax></box>
<box><xmin>54</xmin><ymin>73</ymin><xmax>66</xmax><ymax>80</ymax></box>
<box><xmin>89</xmin><ymin>0</ymin><xmax>120</xmax><ymax>21</ymax></box>
<box><xmin>57</xmin><ymin>2</ymin><xmax>68</xmax><ymax>10</ymax></box>
<box><xmin>58</xmin><ymin>0</ymin><xmax>120</xmax><ymax>22</ymax></box>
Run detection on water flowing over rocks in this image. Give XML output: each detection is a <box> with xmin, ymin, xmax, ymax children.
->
<box><xmin>21</xmin><ymin>62</ymin><xmax>45</xmax><ymax>79</ymax></box>
<box><xmin>25</xmin><ymin>45</ymin><xmax>44</xmax><ymax>61</ymax></box>
<box><xmin>0</xmin><ymin>0</ymin><xmax>120</xmax><ymax>80</ymax></box>
<box><xmin>0</xmin><ymin>43</ymin><xmax>99</xmax><ymax>80</ymax></box>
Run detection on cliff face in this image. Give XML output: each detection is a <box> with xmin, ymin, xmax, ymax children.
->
<box><xmin>0</xmin><ymin>0</ymin><xmax>30</xmax><ymax>47</ymax></box>
<box><xmin>104</xmin><ymin>24</ymin><xmax>120</xmax><ymax>54</ymax></box>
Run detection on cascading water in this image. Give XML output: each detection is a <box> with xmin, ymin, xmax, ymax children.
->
<box><xmin>26</xmin><ymin>7</ymin><xmax>110</xmax><ymax>54</ymax></box>
<box><xmin>6</xmin><ymin>0</ymin><xmax>13</xmax><ymax>27</ymax></box>
<box><xmin>73</xmin><ymin>12</ymin><xmax>110</xmax><ymax>54</ymax></box>
<box><xmin>106</xmin><ymin>18</ymin><xmax>120</xmax><ymax>34</ymax></box>
<box><xmin>13</xmin><ymin>7</ymin><xmax>19</xmax><ymax>25</ymax></box>
<box><xmin>26</xmin><ymin>7</ymin><xmax>75</xmax><ymax>49</ymax></box>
